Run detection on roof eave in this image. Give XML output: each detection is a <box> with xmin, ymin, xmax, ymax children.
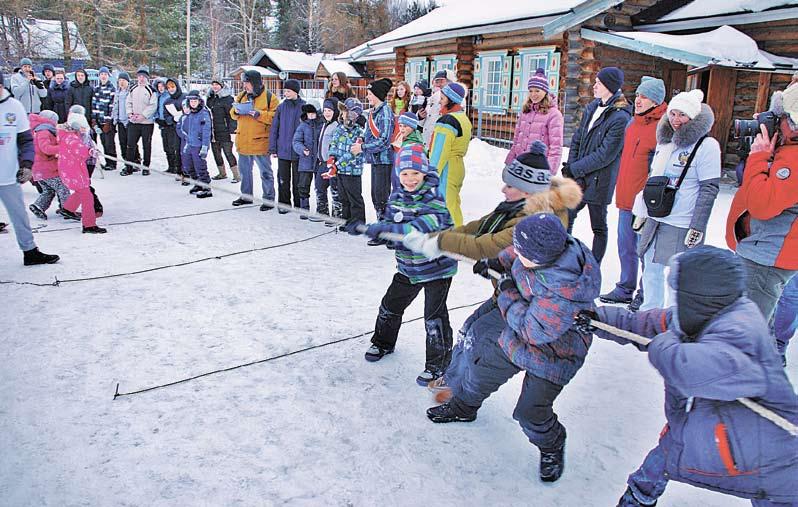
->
<box><xmin>634</xmin><ymin>6</ymin><xmax>798</xmax><ymax>32</ymax></box>
<box><xmin>581</xmin><ymin>27</ymin><xmax>710</xmax><ymax>67</ymax></box>
<box><xmin>542</xmin><ymin>0</ymin><xmax>624</xmax><ymax>39</ymax></box>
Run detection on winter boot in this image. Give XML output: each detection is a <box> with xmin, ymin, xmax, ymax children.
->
<box><xmin>83</xmin><ymin>226</ymin><xmax>108</xmax><ymax>234</ymax></box>
<box><xmin>0</xmin><ymin>222</ymin><xmax>7</xmax><ymax>233</ymax></box>
<box><xmin>539</xmin><ymin>443</ymin><xmax>566</xmax><ymax>482</ymax></box>
<box><xmin>600</xmin><ymin>288</ymin><xmax>633</xmax><ymax>305</ymax></box>
<box><xmin>23</xmin><ymin>247</ymin><xmax>60</xmax><ymax>266</ymax></box>
<box><xmin>617</xmin><ymin>487</ymin><xmax>657</xmax><ymax>507</ymax></box>
<box><xmin>232</xmin><ymin>197</ymin><xmax>253</xmax><ymax>207</ymax></box>
<box><xmin>56</xmin><ymin>208</ymin><xmax>81</xmax><ymax>221</ymax></box>
<box><xmin>196</xmin><ymin>189</ymin><xmax>213</xmax><ymax>199</ymax></box>
<box><xmin>29</xmin><ymin>204</ymin><xmax>47</xmax><ymax>220</ymax></box>
<box><xmin>364</xmin><ymin>344</ymin><xmax>394</xmax><ymax>362</ymax></box>
<box><xmin>120</xmin><ymin>167</ymin><xmax>134</xmax><ymax>176</ymax></box>
<box><xmin>189</xmin><ymin>185</ymin><xmax>203</xmax><ymax>194</ymax></box>
<box><xmin>628</xmin><ymin>292</ymin><xmax>644</xmax><ymax>313</ymax></box>
<box><xmin>230</xmin><ymin>165</ymin><xmax>240</xmax><ymax>183</ymax></box>
<box><xmin>299</xmin><ymin>198</ymin><xmax>310</xmax><ymax>220</ymax></box>
<box><xmin>426</xmin><ymin>402</ymin><xmax>477</xmax><ymax>423</ymax></box>
<box><xmin>142</xmin><ymin>169</ymin><xmax>150</xmax><ymax>176</ymax></box>
<box><xmin>260</xmin><ymin>204</ymin><xmax>274</xmax><ymax>211</ymax></box>
<box><xmin>212</xmin><ymin>170</ymin><xmax>227</xmax><ymax>180</ymax></box>
<box><xmin>416</xmin><ymin>369</ymin><xmax>442</xmax><ymax>387</ymax></box>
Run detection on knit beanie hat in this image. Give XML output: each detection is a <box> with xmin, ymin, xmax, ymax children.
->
<box><xmin>414</xmin><ymin>80</ymin><xmax>431</xmax><ymax>96</ymax></box>
<box><xmin>502</xmin><ymin>140</ymin><xmax>551</xmax><ymax>194</ymax></box>
<box><xmin>442</xmin><ymin>82</ymin><xmax>466</xmax><ymax>105</ymax></box>
<box><xmin>597</xmin><ymin>66</ymin><xmax>624</xmax><ymax>93</ymax></box>
<box><xmin>513</xmin><ymin>213</ymin><xmax>569</xmax><ymax>266</ymax></box>
<box><xmin>98</xmin><ymin>66</ymin><xmax>111</xmax><ymax>76</ymax></box>
<box><xmin>322</xmin><ymin>97</ymin><xmax>339</xmax><ymax>112</ymax></box>
<box><xmin>433</xmin><ymin>70</ymin><xmax>448</xmax><ymax>81</ymax></box>
<box><xmin>302</xmin><ymin>103</ymin><xmax>318</xmax><ymax>115</ymax></box>
<box><xmin>368</xmin><ymin>78</ymin><xmax>393</xmax><ymax>102</ymax></box>
<box><xmin>396</xmin><ymin>144</ymin><xmax>432</xmax><ymax>176</ymax></box>
<box><xmin>668</xmin><ymin>89</ymin><xmax>704</xmax><ymax>119</ymax></box>
<box><xmin>527</xmin><ymin>68</ymin><xmax>549</xmax><ymax>93</ymax></box>
<box><xmin>117</xmin><ymin>71</ymin><xmax>131</xmax><ymax>83</ymax></box>
<box><xmin>43</xmin><ymin>64</ymin><xmax>55</xmax><ymax>73</ymax></box>
<box><xmin>67</xmin><ymin>105</ymin><xmax>89</xmax><ymax>130</ymax></box>
<box><xmin>187</xmin><ymin>90</ymin><xmax>201</xmax><ymax>99</ymax></box>
<box><xmin>136</xmin><ymin>65</ymin><xmax>150</xmax><ymax>77</ymax></box>
<box><xmin>398</xmin><ymin>111</ymin><xmax>418</xmax><ymax>129</ymax></box>
<box><xmin>636</xmin><ymin>76</ymin><xmax>666</xmax><ymax>105</ymax></box>
<box><xmin>781</xmin><ymin>83</ymin><xmax>798</xmax><ymax>124</ymax></box>
<box><xmin>20</xmin><ymin>57</ymin><xmax>33</xmax><ymax>66</ymax></box>
<box><xmin>342</xmin><ymin>97</ymin><xmax>363</xmax><ymax>116</ymax></box>
<box><xmin>211</xmin><ymin>78</ymin><xmax>223</xmax><ymax>86</ymax></box>
<box><xmin>283</xmin><ymin>79</ymin><xmax>301</xmax><ymax>95</ymax></box>
<box><xmin>39</xmin><ymin>110</ymin><xmax>59</xmax><ymax>123</ymax></box>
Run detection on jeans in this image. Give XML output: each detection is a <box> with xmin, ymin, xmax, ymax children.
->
<box><xmin>567</xmin><ymin>201</ymin><xmax>608</xmax><ymax>264</ymax></box>
<box><xmin>337</xmin><ymin>174</ymin><xmax>365</xmax><ymax>223</ymax></box>
<box><xmin>238</xmin><ymin>155</ymin><xmax>275</xmax><ymax>201</ymax></box>
<box><xmin>0</xmin><ymin>183</ymin><xmax>36</xmax><ymax>251</ymax></box>
<box><xmin>372</xmin><ymin>273</ymin><xmax>453</xmax><ymax>373</ymax></box>
<box><xmin>640</xmin><ymin>237</ymin><xmax>667</xmax><ymax>312</ymax></box>
<box><xmin>773</xmin><ymin>275</ymin><xmax>798</xmax><ymax>354</ymax></box>
<box><xmin>277</xmin><ymin>158</ymin><xmax>301</xmax><ymax>208</ymax></box>
<box><xmin>741</xmin><ymin>256</ymin><xmax>797</xmax><ymax>335</ymax></box>
<box><xmin>616</xmin><ymin>209</ymin><xmax>641</xmax><ymax>296</ymax></box>
<box><xmin>371</xmin><ymin>163</ymin><xmax>392</xmax><ymax>219</ymax></box>
<box><xmin>127</xmin><ymin>123</ymin><xmax>154</xmax><ymax>167</ymax></box>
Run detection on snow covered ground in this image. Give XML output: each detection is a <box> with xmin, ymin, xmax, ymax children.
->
<box><xmin>1</xmin><ymin>136</ymin><xmax>795</xmax><ymax>506</ymax></box>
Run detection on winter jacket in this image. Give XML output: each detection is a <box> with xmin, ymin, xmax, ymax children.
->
<box><xmin>505</xmin><ymin>97</ymin><xmax>564</xmax><ymax>174</ymax></box>
<box><xmin>231</xmin><ymin>88</ymin><xmax>279</xmax><ymax>156</ymax></box>
<box><xmin>269</xmin><ymin>97</ymin><xmax>306</xmax><ymax>160</ymax></box>
<box><xmin>91</xmin><ymin>81</ymin><xmax>116</xmax><ymax>125</ymax></box>
<box><xmin>362</xmin><ymin>102</ymin><xmax>395</xmax><ymax>165</ymax></box>
<box><xmin>183</xmin><ymin>101</ymin><xmax>212</xmax><ymax>149</ymax></box>
<box><xmin>126</xmin><ymin>82</ymin><xmax>158</xmax><ymax>125</ymax></box>
<box><xmin>496</xmin><ymin>238</ymin><xmax>601</xmax><ymax>386</ymax></box>
<box><xmin>112</xmin><ymin>88</ymin><xmax>130</xmax><ymax>126</ymax></box>
<box><xmin>66</xmin><ymin>79</ymin><xmax>94</xmax><ymax>123</ymax></box>
<box><xmin>595</xmin><ymin>299</ymin><xmax>798</xmax><ymax>503</ymax></box>
<box><xmin>365</xmin><ymin>171</ymin><xmax>458</xmax><ymax>284</ymax></box>
<box><xmin>428</xmin><ymin>108</ymin><xmax>472</xmax><ymax>185</ymax></box>
<box><xmin>9</xmin><ymin>70</ymin><xmax>47</xmax><ymax>114</ymax></box>
<box><xmin>317</xmin><ymin>119</ymin><xmax>339</xmax><ymax>164</ymax></box>
<box><xmin>30</xmin><ymin>113</ymin><xmax>60</xmax><ymax>181</ymax></box>
<box><xmin>327</xmin><ymin>122</ymin><xmax>364</xmax><ymax>176</ymax></box>
<box><xmin>727</xmin><ymin>143</ymin><xmax>798</xmax><ymax>270</ymax></box>
<box><xmin>566</xmin><ymin>91</ymin><xmax>632</xmax><ymax>205</ymax></box>
<box><xmin>56</xmin><ymin>127</ymin><xmax>92</xmax><ymax>190</ymax></box>
<box><xmin>49</xmin><ymin>81</ymin><xmax>70</xmax><ymax>123</ymax></box>
<box><xmin>40</xmin><ymin>78</ymin><xmax>53</xmax><ymax>112</ymax></box>
<box><xmin>615</xmin><ymin>102</ymin><xmax>667</xmax><ymax>211</ymax></box>
<box><xmin>292</xmin><ymin>117</ymin><xmax>323</xmax><ymax>172</ymax></box>
<box><xmin>160</xmin><ymin>79</ymin><xmax>184</xmax><ymax>127</ymax></box>
<box><xmin>206</xmin><ymin>87</ymin><xmax>236</xmax><ymax>143</ymax></box>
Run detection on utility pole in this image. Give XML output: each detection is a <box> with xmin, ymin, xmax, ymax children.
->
<box><xmin>186</xmin><ymin>0</ymin><xmax>191</xmax><ymax>89</ymax></box>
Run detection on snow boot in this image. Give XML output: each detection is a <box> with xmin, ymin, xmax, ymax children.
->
<box><xmin>416</xmin><ymin>369</ymin><xmax>442</xmax><ymax>387</ymax></box>
<box><xmin>600</xmin><ymin>288</ymin><xmax>633</xmax><ymax>305</ymax></box>
<box><xmin>617</xmin><ymin>487</ymin><xmax>657</xmax><ymax>507</ymax></box>
<box><xmin>628</xmin><ymin>292</ymin><xmax>644</xmax><ymax>313</ymax></box>
<box><xmin>56</xmin><ymin>208</ymin><xmax>81</xmax><ymax>221</ymax></box>
<box><xmin>23</xmin><ymin>247</ymin><xmax>60</xmax><ymax>266</ymax></box>
<box><xmin>367</xmin><ymin>238</ymin><xmax>387</xmax><ymax>247</ymax></box>
<box><xmin>539</xmin><ymin>443</ymin><xmax>565</xmax><ymax>482</ymax></box>
<box><xmin>120</xmin><ymin>167</ymin><xmax>134</xmax><ymax>176</ymax></box>
<box><xmin>428</xmin><ymin>377</ymin><xmax>453</xmax><ymax>403</ymax></box>
<box><xmin>299</xmin><ymin>198</ymin><xmax>310</xmax><ymax>220</ymax></box>
<box><xmin>426</xmin><ymin>402</ymin><xmax>476</xmax><ymax>423</ymax></box>
<box><xmin>29</xmin><ymin>204</ymin><xmax>47</xmax><ymax>220</ymax></box>
<box><xmin>212</xmin><ymin>172</ymin><xmax>227</xmax><ymax>180</ymax></box>
<box><xmin>142</xmin><ymin>169</ymin><xmax>150</xmax><ymax>176</ymax></box>
<box><xmin>232</xmin><ymin>198</ymin><xmax>253</xmax><ymax>206</ymax></box>
<box><xmin>196</xmin><ymin>189</ymin><xmax>213</xmax><ymax>199</ymax></box>
<box><xmin>83</xmin><ymin>226</ymin><xmax>108</xmax><ymax>234</ymax></box>
<box><xmin>189</xmin><ymin>185</ymin><xmax>203</xmax><ymax>194</ymax></box>
<box><xmin>364</xmin><ymin>344</ymin><xmax>394</xmax><ymax>362</ymax></box>
<box><xmin>230</xmin><ymin>165</ymin><xmax>240</xmax><ymax>183</ymax></box>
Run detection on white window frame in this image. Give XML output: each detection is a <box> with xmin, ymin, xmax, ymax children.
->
<box><xmin>482</xmin><ymin>55</ymin><xmax>504</xmax><ymax>111</ymax></box>
<box><xmin>406</xmin><ymin>58</ymin><xmax>426</xmax><ymax>88</ymax></box>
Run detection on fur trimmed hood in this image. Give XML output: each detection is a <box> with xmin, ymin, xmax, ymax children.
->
<box><xmin>656</xmin><ymin>103</ymin><xmax>715</xmax><ymax>147</ymax></box>
<box><xmin>524</xmin><ymin>176</ymin><xmax>583</xmax><ymax>216</ymax></box>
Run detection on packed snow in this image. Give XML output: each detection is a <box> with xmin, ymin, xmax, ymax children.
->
<box><xmin>1</xmin><ymin>136</ymin><xmax>795</xmax><ymax>506</ymax></box>
<box><xmin>659</xmin><ymin>0</ymin><xmax>798</xmax><ymax>21</ymax></box>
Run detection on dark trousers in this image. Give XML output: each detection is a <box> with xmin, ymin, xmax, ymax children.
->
<box><xmin>337</xmin><ymin>174</ymin><xmax>365</xmax><ymax>223</ymax></box>
<box><xmin>372</xmin><ymin>273</ymin><xmax>453</xmax><ymax>373</ymax></box>
<box><xmin>117</xmin><ymin>123</ymin><xmax>140</xmax><ymax>170</ymax></box>
<box><xmin>211</xmin><ymin>140</ymin><xmax>237</xmax><ymax>172</ymax></box>
<box><xmin>278</xmin><ymin>158</ymin><xmax>301</xmax><ymax>207</ymax></box>
<box><xmin>297</xmin><ymin>172</ymin><xmax>314</xmax><ymax>209</ymax></box>
<box><xmin>127</xmin><ymin>123</ymin><xmax>154</xmax><ymax>167</ymax></box>
<box><xmin>568</xmin><ymin>201</ymin><xmax>608</xmax><ymax>264</ymax></box>
<box><xmin>371</xmin><ymin>163</ymin><xmax>392</xmax><ymax>219</ymax></box>
<box><xmin>315</xmin><ymin>172</ymin><xmax>341</xmax><ymax>216</ymax></box>
<box><xmin>161</xmin><ymin>125</ymin><xmax>183</xmax><ymax>174</ymax></box>
<box><xmin>99</xmin><ymin>124</ymin><xmax>117</xmax><ymax>169</ymax></box>
<box><xmin>451</xmin><ymin>337</ymin><xmax>566</xmax><ymax>452</ymax></box>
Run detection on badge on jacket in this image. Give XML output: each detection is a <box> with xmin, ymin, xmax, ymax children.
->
<box><xmin>775</xmin><ymin>167</ymin><xmax>791</xmax><ymax>180</ymax></box>
<box><xmin>393</xmin><ymin>211</ymin><xmax>404</xmax><ymax>223</ymax></box>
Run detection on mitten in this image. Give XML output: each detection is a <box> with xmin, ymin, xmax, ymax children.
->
<box><xmin>574</xmin><ymin>310</ymin><xmax>599</xmax><ymax>335</ymax></box>
<box><xmin>472</xmin><ymin>258</ymin><xmax>505</xmax><ymax>279</ymax></box>
<box><xmin>497</xmin><ymin>274</ymin><xmax>515</xmax><ymax>292</ymax></box>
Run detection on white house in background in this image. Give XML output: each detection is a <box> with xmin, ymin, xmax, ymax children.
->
<box><xmin>315</xmin><ymin>60</ymin><xmax>361</xmax><ymax>80</ymax></box>
<box><xmin>1</xmin><ymin>17</ymin><xmax>91</xmax><ymax>71</ymax></box>
<box><xmin>247</xmin><ymin>48</ymin><xmax>334</xmax><ymax>80</ymax></box>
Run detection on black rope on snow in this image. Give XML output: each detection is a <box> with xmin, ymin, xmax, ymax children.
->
<box><xmin>112</xmin><ymin>301</ymin><xmax>483</xmax><ymax>400</ymax></box>
<box><xmin>0</xmin><ymin>229</ymin><xmax>336</xmax><ymax>287</ymax></box>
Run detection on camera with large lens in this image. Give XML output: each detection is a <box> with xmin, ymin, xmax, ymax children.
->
<box><xmin>734</xmin><ymin>111</ymin><xmax>779</xmax><ymax>139</ymax></box>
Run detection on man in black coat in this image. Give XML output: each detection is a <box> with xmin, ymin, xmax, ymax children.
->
<box><xmin>206</xmin><ymin>79</ymin><xmax>239</xmax><ymax>181</ymax></box>
<box><xmin>563</xmin><ymin>66</ymin><xmax>631</xmax><ymax>265</ymax></box>
<box><xmin>67</xmin><ymin>68</ymin><xmax>95</xmax><ymax>138</ymax></box>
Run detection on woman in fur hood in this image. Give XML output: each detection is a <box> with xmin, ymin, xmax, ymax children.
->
<box><xmin>632</xmin><ymin>89</ymin><xmax>722</xmax><ymax>311</ymax></box>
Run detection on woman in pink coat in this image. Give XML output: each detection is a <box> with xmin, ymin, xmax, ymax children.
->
<box><xmin>505</xmin><ymin>68</ymin><xmax>564</xmax><ymax>175</ymax></box>
<box><xmin>58</xmin><ymin>106</ymin><xmax>106</xmax><ymax>234</ymax></box>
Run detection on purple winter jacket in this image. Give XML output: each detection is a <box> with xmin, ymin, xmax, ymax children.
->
<box><xmin>596</xmin><ymin>300</ymin><xmax>798</xmax><ymax>503</ymax></box>
<box><xmin>505</xmin><ymin>96</ymin><xmax>564</xmax><ymax>174</ymax></box>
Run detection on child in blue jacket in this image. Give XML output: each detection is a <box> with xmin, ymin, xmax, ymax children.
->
<box><xmin>292</xmin><ymin>103</ymin><xmax>323</xmax><ymax>219</ymax></box>
<box><xmin>182</xmin><ymin>90</ymin><xmax>212</xmax><ymax>198</ymax></box>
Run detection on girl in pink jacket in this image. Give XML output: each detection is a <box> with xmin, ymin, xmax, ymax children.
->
<box><xmin>29</xmin><ymin>110</ymin><xmax>72</xmax><ymax>220</ymax></box>
<box><xmin>505</xmin><ymin>68</ymin><xmax>564</xmax><ymax>174</ymax></box>
<box><xmin>58</xmin><ymin>106</ymin><xmax>106</xmax><ymax>234</ymax></box>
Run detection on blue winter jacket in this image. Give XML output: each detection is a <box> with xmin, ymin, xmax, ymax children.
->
<box><xmin>595</xmin><ymin>300</ymin><xmax>798</xmax><ymax>503</ymax></box>
<box><xmin>365</xmin><ymin>171</ymin><xmax>457</xmax><ymax>284</ymax></box>
<box><xmin>269</xmin><ymin>97</ymin><xmax>306</xmax><ymax>160</ymax></box>
<box><xmin>327</xmin><ymin>122</ymin><xmax>364</xmax><ymax>176</ymax></box>
<box><xmin>496</xmin><ymin>238</ymin><xmax>601</xmax><ymax>386</ymax></box>
<box><xmin>567</xmin><ymin>90</ymin><xmax>631</xmax><ymax>205</ymax></box>
<box><xmin>183</xmin><ymin>101</ymin><xmax>212</xmax><ymax>149</ymax></box>
<box><xmin>362</xmin><ymin>102</ymin><xmax>395</xmax><ymax>165</ymax></box>
<box><xmin>292</xmin><ymin>117</ymin><xmax>323</xmax><ymax>172</ymax></box>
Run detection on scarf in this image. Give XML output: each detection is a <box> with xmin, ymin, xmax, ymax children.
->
<box><xmin>476</xmin><ymin>199</ymin><xmax>526</xmax><ymax>236</ymax></box>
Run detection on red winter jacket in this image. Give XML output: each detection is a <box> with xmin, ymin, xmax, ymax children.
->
<box><xmin>30</xmin><ymin>113</ymin><xmax>60</xmax><ymax>181</ymax></box>
<box><xmin>614</xmin><ymin>103</ymin><xmax>667</xmax><ymax>211</ymax></box>
<box><xmin>726</xmin><ymin>144</ymin><xmax>798</xmax><ymax>270</ymax></box>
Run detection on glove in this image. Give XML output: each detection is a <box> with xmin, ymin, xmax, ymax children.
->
<box><xmin>16</xmin><ymin>166</ymin><xmax>33</xmax><ymax>184</ymax></box>
<box><xmin>364</xmin><ymin>223</ymin><xmax>385</xmax><ymax>240</ymax></box>
<box><xmin>322</xmin><ymin>157</ymin><xmax>338</xmax><ymax>179</ymax></box>
<box><xmin>344</xmin><ymin>221</ymin><xmax>364</xmax><ymax>236</ymax></box>
<box><xmin>472</xmin><ymin>258</ymin><xmax>505</xmax><ymax>279</ymax></box>
<box><xmin>497</xmin><ymin>274</ymin><xmax>515</xmax><ymax>292</ymax></box>
<box><xmin>402</xmin><ymin>229</ymin><xmax>441</xmax><ymax>258</ymax></box>
<box><xmin>199</xmin><ymin>146</ymin><xmax>208</xmax><ymax>158</ymax></box>
<box><xmin>561</xmin><ymin>163</ymin><xmax>572</xmax><ymax>178</ymax></box>
<box><xmin>33</xmin><ymin>79</ymin><xmax>44</xmax><ymax>89</ymax></box>
<box><xmin>684</xmin><ymin>228</ymin><xmax>703</xmax><ymax>248</ymax></box>
<box><xmin>94</xmin><ymin>126</ymin><xmax>103</xmax><ymax>136</ymax></box>
<box><xmin>248</xmin><ymin>110</ymin><xmax>261</xmax><ymax>119</ymax></box>
<box><xmin>632</xmin><ymin>215</ymin><xmax>647</xmax><ymax>232</ymax></box>
<box><xmin>574</xmin><ymin>310</ymin><xmax>599</xmax><ymax>335</ymax></box>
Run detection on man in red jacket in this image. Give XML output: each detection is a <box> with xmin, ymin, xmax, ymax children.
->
<box><xmin>726</xmin><ymin>84</ymin><xmax>798</xmax><ymax>340</ymax></box>
<box><xmin>600</xmin><ymin>77</ymin><xmax>667</xmax><ymax>310</ymax></box>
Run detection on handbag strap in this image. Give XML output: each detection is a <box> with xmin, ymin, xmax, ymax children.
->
<box><xmin>674</xmin><ymin>136</ymin><xmax>707</xmax><ymax>189</ymax></box>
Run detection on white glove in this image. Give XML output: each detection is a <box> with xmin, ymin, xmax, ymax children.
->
<box><xmin>402</xmin><ymin>229</ymin><xmax>442</xmax><ymax>258</ymax></box>
<box><xmin>684</xmin><ymin>228</ymin><xmax>704</xmax><ymax>249</ymax></box>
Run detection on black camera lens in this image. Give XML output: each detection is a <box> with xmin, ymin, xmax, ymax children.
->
<box><xmin>734</xmin><ymin>119</ymin><xmax>760</xmax><ymax>138</ymax></box>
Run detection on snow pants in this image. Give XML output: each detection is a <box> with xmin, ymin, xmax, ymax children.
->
<box><xmin>438</xmin><ymin>160</ymin><xmax>464</xmax><ymax>227</ymax></box>
<box><xmin>33</xmin><ymin>176</ymin><xmax>70</xmax><ymax>212</ymax></box>
<box><xmin>99</xmin><ymin>123</ymin><xmax>117</xmax><ymax>169</ymax></box>
<box><xmin>337</xmin><ymin>174</ymin><xmax>365</xmax><ymax>224</ymax></box>
<box><xmin>63</xmin><ymin>188</ymin><xmax>96</xmax><ymax>227</ymax></box>
<box><xmin>0</xmin><ymin>183</ymin><xmax>36</xmax><ymax>251</ymax></box>
<box><xmin>161</xmin><ymin>125</ymin><xmax>183</xmax><ymax>174</ymax></box>
<box><xmin>444</xmin><ymin>299</ymin><xmax>503</xmax><ymax>397</ymax></box>
<box><xmin>297</xmin><ymin>171</ymin><xmax>314</xmax><ymax>211</ymax></box>
<box><xmin>371</xmin><ymin>273</ymin><xmax>453</xmax><ymax>374</ymax></box>
<box><xmin>187</xmin><ymin>146</ymin><xmax>210</xmax><ymax>184</ymax></box>
<box><xmin>314</xmin><ymin>171</ymin><xmax>341</xmax><ymax>217</ymax></box>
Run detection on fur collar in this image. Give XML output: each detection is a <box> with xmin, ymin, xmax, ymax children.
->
<box><xmin>656</xmin><ymin>103</ymin><xmax>714</xmax><ymax>147</ymax></box>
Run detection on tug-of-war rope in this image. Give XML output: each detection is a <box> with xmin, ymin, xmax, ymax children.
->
<box><xmin>5</xmin><ymin>152</ymin><xmax>795</xmax><ymax>436</ymax></box>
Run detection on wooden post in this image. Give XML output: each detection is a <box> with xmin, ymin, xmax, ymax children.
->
<box><xmin>755</xmin><ymin>72</ymin><xmax>772</xmax><ymax>113</ymax></box>
<box><xmin>394</xmin><ymin>47</ymin><xmax>407</xmax><ymax>82</ymax></box>
<box><xmin>706</xmin><ymin>66</ymin><xmax>738</xmax><ymax>157</ymax></box>
<box><xmin>455</xmin><ymin>36</ymin><xmax>475</xmax><ymax>92</ymax></box>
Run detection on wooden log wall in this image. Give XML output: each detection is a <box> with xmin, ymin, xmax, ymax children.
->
<box><xmin>366</xmin><ymin>59</ymin><xmax>397</xmax><ymax>81</ymax></box>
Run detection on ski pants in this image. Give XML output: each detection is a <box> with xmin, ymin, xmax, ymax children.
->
<box><xmin>186</xmin><ymin>146</ymin><xmax>210</xmax><ymax>184</ymax></box>
<box><xmin>63</xmin><ymin>188</ymin><xmax>96</xmax><ymax>228</ymax></box>
<box><xmin>741</xmin><ymin>256</ymin><xmax>796</xmax><ymax>337</ymax></box>
<box><xmin>0</xmin><ymin>183</ymin><xmax>36</xmax><ymax>251</ymax></box>
<box><xmin>337</xmin><ymin>174</ymin><xmax>365</xmax><ymax>224</ymax></box>
<box><xmin>297</xmin><ymin>171</ymin><xmax>314</xmax><ymax>207</ymax></box>
<box><xmin>277</xmin><ymin>158</ymin><xmax>300</xmax><ymax>208</ymax></box>
<box><xmin>33</xmin><ymin>177</ymin><xmax>70</xmax><ymax>212</ymax></box>
<box><xmin>372</xmin><ymin>273</ymin><xmax>453</xmax><ymax>374</ymax></box>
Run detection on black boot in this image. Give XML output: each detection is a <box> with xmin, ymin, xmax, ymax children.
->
<box><xmin>23</xmin><ymin>247</ymin><xmax>60</xmax><ymax>266</ymax></box>
<box><xmin>189</xmin><ymin>185</ymin><xmax>202</xmax><ymax>194</ymax></box>
<box><xmin>539</xmin><ymin>443</ymin><xmax>565</xmax><ymax>482</ymax></box>
<box><xmin>29</xmin><ymin>204</ymin><xmax>47</xmax><ymax>220</ymax></box>
<box><xmin>83</xmin><ymin>226</ymin><xmax>108</xmax><ymax>234</ymax></box>
<box><xmin>232</xmin><ymin>198</ymin><xmax>253</xmax><ymax>206</ymax></box>
<box><xmin>617</xmin><ymin>486</ymin><xmax>657</xmax><ymax>506</ymax></box>
<box><xmin>196</xmin><ymin>189</ymin><xmax>213</xmax><ymax>199</ymax></box>
<box><xmin>299</xmin><ymin>198</ymin><xmax>310</xmax><ymax>220</ymax></box>
<box><xmin>142</xmin><ymin>169</ymin><xmax>150</xmax><ymax>176</ymax></box>
<box><xmin>426</xmin><ymin>402</ymin><xmax>477</xmax><ymax>423</ymax></box>
<box><xmin>56</xmin><ymin>208</ymin><xmax>81</xmax><ymax>221</ymax></box>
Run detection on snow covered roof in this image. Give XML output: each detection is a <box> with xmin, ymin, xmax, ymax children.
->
<box><xmin>335</xmin><ymin>41</ymin><xmax>395</xmax><ymax>63</ymax></box>
<box><xmin>3</xmin><ymin>17</ymin><xmax>91</xmax><ymax>61</ymax></box>
<box><xmin>316</xmin><ymin>60</ymin><xmax>361</xmax><ymax>78</ymax></box>
<box><xmin>248</xmin><ymin>49</ymin><xmax>334</xmax><ymax>74</ymax></box>
<box><xmin>230</xmin><ymin>65</ymin><xmax>278</xmax><ymax>78</ymax></box>
<box><xmin>365</xmin><ymin>0</ymin><xmax>623</xmax><ymax>49</ymax></box>
<box><xmin>636</xmin><ymin>1</ymin><xmax>798</xmax><ymax>32</ymax></box>
<box><xmin>582</xmin><ymin>25</ymin><xmax>798</xmax><ymax>72</ymax></box>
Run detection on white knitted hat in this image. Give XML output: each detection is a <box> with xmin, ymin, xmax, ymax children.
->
<box><xmin>67</xmin><ymin>111</ymin><xmax>89</xmax><ymax>130</ymax></box>
<box><xmin>668</xmin><ymin>89</ymin><xmax>704</xmax><ymax>119</ymax></box>
<box><xmin>782</xmin><ymin>82</ymin><xmax>798</xmax><ymax>124</ymax></box>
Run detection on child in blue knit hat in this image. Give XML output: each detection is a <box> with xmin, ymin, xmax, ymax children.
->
<box><xmin>426</xmin><ymin>212</ymin><xmax>601</xmax><ymax>483</ymax></box>
<box><xmin>348</xmin><ymin>144</ymin><xmax>458</xmax><ymax>385</ymax></box>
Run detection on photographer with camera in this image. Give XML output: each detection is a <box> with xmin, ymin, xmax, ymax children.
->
<box><xmin>726</xmin><ymin>83</ymin><xmax>798</xmax><ymax>364</ymax></box>
<box><xmin>9</xmin><ymin>58</ymin><xmax>48</xmax><ymax>114</ymax></box>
